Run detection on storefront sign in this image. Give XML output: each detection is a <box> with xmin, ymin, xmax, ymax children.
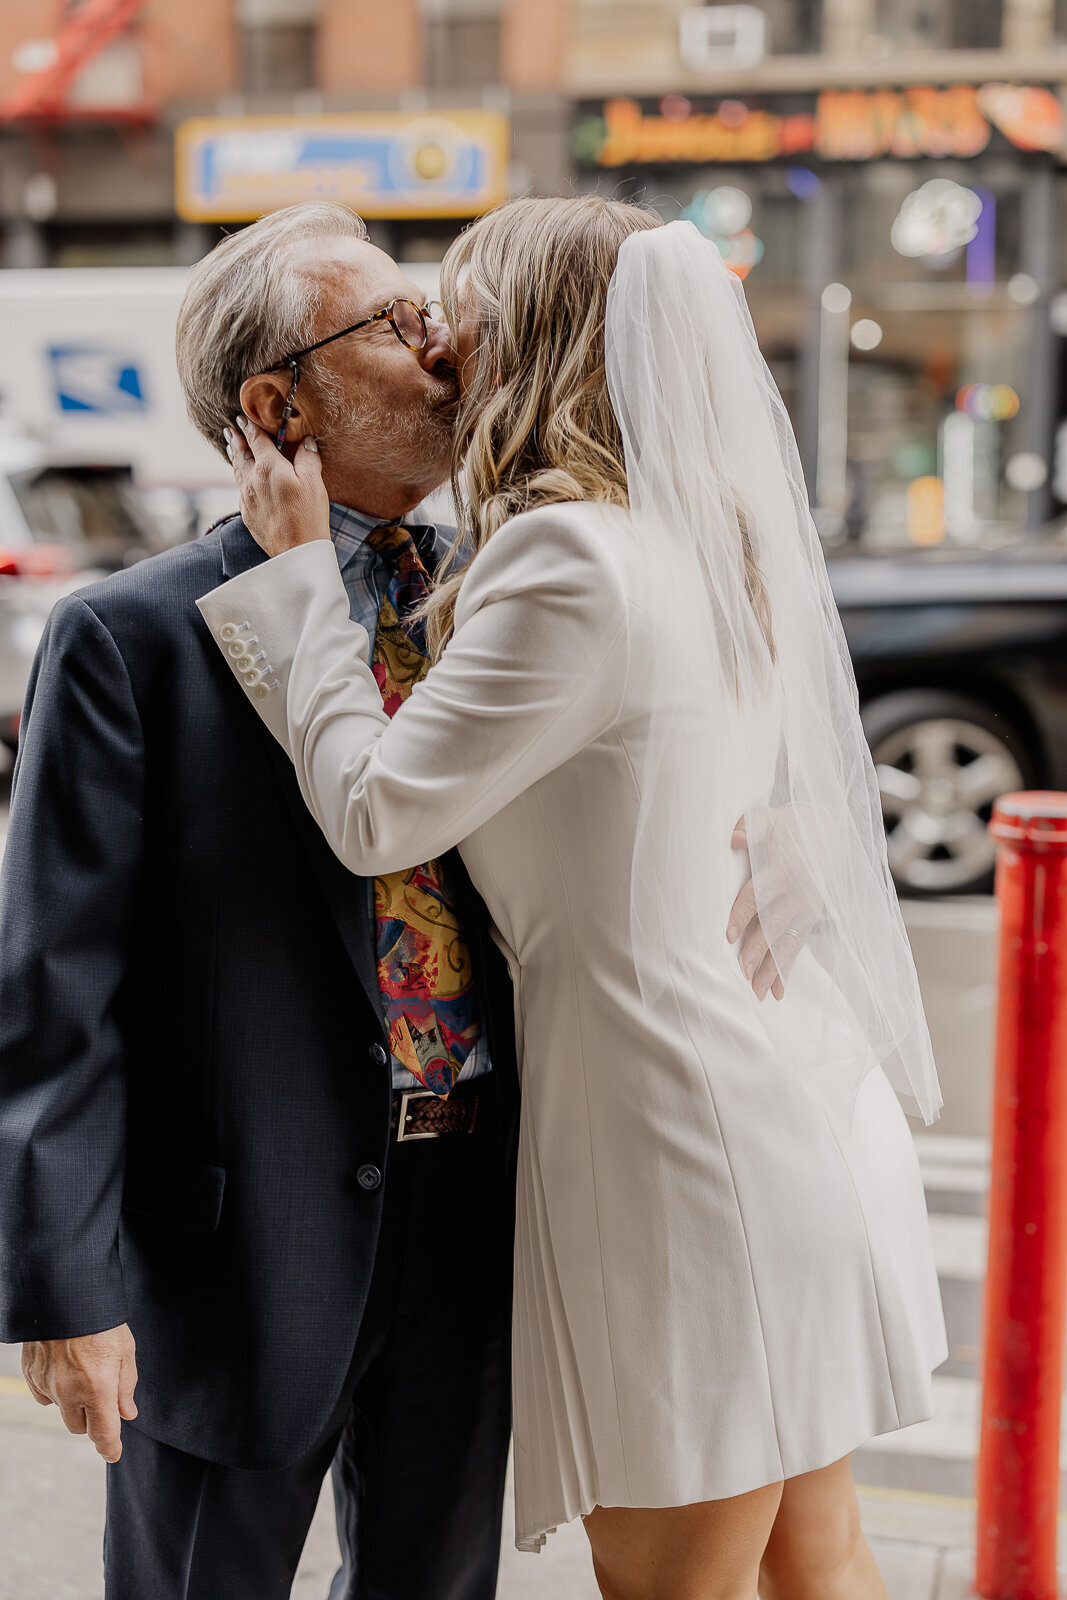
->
<box><xmin>574</xmin><ymin>84</ymin><xmax>1063</xmax><ymax>167</ymax></box>
<box><xmin>176</xmin><ymin>112</ymin><xmax>509</xmax><ymax>222</ymax></box>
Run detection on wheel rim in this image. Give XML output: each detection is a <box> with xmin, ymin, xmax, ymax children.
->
<box><xmin>870</xmin><ymin>717</ymin><xmax>1024</xmax><ymax>893</ymax></box>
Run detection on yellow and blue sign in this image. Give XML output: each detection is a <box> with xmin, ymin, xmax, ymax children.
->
<box><xmin>175</xmin><ymin>112</ymin><xmax>510</xmax><ymax>223</ymax></box>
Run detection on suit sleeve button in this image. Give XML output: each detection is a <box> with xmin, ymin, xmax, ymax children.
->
<box><xmin>369</xmin><ymin>1043</ymin><xmax>389</xmax><ymax>1067</ymax></box>
<box><xmin>357</xmin><ymin>1164</ymin><xmax>382</xmax><ymax>1191</ymax></box>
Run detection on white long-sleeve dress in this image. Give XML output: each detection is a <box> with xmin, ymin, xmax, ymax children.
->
<box><xmin>198</xmin><ymin>501</ymin><xmax>947</xmax><ymax>1553</ymax></box>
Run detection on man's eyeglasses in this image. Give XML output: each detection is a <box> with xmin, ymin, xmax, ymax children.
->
<box><xmin>269</xmin><ymin>299</ymin><xmax>445</xmax><ymax>446</ymax></box>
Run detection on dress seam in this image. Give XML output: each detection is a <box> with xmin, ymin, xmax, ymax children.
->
<box><xmin>535</xmin><ymin>782</ymin><xmax>634</xmax><ymax>1506</ymax></box>
<box><xmin>613</xmin><ymin>725</ymin><xmax>786</xmax><ymax>1481</ymax></box>
<box><xmin>816</xmin><ymin>1098</ymin><xmax>902</xmax><ymax>1428</ymax></box>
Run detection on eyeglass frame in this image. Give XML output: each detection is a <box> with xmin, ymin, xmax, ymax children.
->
<box><xmin>267</xmin><ymin>298</ymin><xmax>444</xmax><ymax>447</ymax></box>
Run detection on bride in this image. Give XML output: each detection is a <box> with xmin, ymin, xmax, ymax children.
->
<box><xmin>200</xmin><ymin>196</ymin><xmax>946</xmax><ymax>1600</ymax></box>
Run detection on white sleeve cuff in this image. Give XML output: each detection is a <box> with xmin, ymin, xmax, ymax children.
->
<box><xmin>196</xmin><ymin>540</ymin><xmax>358</xmax><ymax>754</ymax></box>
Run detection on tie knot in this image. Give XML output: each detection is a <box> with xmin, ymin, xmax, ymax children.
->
<box><xmin>365</xmin><ymin>523</ymin><xmax>429</xmax><ymax>578</ymax></box>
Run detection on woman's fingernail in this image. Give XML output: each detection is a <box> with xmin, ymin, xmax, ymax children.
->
<box><xmin>235</xmin><ymin>415</ymin><xmax>247</xmax><ymax>433</ymax></box>
<box><xmin>304</xmin><ymin>437</ymin><xmax>319</xmax><ymax>453</ymax></box>
<box><xmin>726</xmin><ymin>923</ymin><xmax>739</xmax><ymax>943</ymax></box>
<box><xmin>223</xmin><ymin>426</ymin><xmax>232</xmax><ymax>444</ymax></box>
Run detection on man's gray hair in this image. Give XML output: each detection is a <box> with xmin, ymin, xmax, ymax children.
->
<box><xmin>176</xmin><ymin>202</ymin><xmax>369</xmax><ymax>457</ymax></box>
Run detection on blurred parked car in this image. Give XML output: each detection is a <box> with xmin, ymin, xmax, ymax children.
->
<box><xmin>830</xmin><ymin>534</ymin><xmax>1067</xmax><ymax>897</ymax></box>
<box><xmin>0</xmin><ymin>429</ymin><xmax>181</xmax><ymax>751</ymax></box>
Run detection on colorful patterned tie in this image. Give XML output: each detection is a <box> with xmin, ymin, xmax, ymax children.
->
<box><xmin>364</xmin><ymin>524</ymin><xmax>482</xmax><ymax>1097</ymax></box>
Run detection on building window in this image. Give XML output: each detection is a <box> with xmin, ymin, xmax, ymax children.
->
<box><xmin>238</xmin><ymin>0</ymin><xmax>320</xmax><ymax>94</ymax></box>
<box><xmin>876</xmin><ymin>0</ymin><xmax>1003</xmax><ymax>48</ymax></box>
<box><xmin>758</xmin><ymin>0</ymin><xmax>821</xmax><ymax>54</ymax></box>
<box><xmin>423</xmin><ymin>17</ymin><xmax>501</xmax><ymax>86</ymax></box>
<box><xmin>949</xmin><ymin>0</ymin><xmax>1002</xmax><ymax>48</ymax></box>
<box><xmin>241</xmin><ymin>24</ymin><xmax>317</xmax><ymax>92</ymax></box>
<box><xmin>421</xmin><ymin>0</ymin><xmax>502</xmax><ymax>88</ymax></box>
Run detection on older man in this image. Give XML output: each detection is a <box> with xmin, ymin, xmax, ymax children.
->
<box><xmin>0</xmin><ymin>203</ymin><xmax>517</xmax><ymax>1599</ymax></box>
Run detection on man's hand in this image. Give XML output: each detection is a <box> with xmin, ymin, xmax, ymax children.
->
<box><xmin>727</xmin><ymin>813</ymin><xmax>823</xmax><ymax>1002</ymax></box>
<box><xmin>22</xmin><ymin>1325</ymin><xmax>138</xmax><ymax>1464</ymax></box>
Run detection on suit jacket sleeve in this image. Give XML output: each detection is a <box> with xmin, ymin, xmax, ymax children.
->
<box><xmin>197</xmin><ymin>506</ymin><xmax>630</xmax><ymax>877</ymax></box>
<box><xmin>0</xmin><ymin>596</ymin><xmax>143</xmax><ymax>1341</ymax></box>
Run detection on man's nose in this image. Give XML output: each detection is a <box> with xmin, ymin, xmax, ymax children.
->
<box><xmin>419</xmin><ymin>319</ymin><xmax>456</xmax><ymax>377</ymax></box>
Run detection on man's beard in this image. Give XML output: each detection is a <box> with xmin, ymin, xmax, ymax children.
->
<box><xmin>320</xmin><ymin>377</ymin><xmax>458</xmax><ymax>495</ymax></box>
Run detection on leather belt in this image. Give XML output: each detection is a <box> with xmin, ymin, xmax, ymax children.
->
<box><xmin>391</xmin><ymin>1080</ymin><xmax>481</xmax><ymax>1143</ymax></box>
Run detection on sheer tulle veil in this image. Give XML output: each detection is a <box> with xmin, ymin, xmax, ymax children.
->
<box><xmin>606</xmin><ymin>220</ymin><xmax>941</xmax><ymax>1127</ymax></box>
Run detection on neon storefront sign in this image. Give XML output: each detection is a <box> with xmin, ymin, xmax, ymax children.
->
<box><xmin>575</xmin><ymin>84</ymin><xmax>1063</xmax><ymax>167</ymax></box>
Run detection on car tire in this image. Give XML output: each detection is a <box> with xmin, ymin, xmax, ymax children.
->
<box><xmin>861</xmin><ymin>689</ymin><xmax>1031</xmax><ymax>898</ymax></box>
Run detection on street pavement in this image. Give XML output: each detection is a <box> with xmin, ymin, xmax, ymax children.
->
<box><xmin>0</xmin><ymin>773</ymin><xmax>1021</xmax><ymax>1597</ymax></box>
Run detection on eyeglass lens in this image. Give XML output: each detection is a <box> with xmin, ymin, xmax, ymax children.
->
<box><xmin>392</xmin><ymin>299</ymin><xmax>429</xmax><ymax>350</ymax></box>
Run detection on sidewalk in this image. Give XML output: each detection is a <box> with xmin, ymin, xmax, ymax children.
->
<box><xmin>0</xmin><ymin>1359</ymin><xmax>998</xmax><ymax>1600</ymax></box>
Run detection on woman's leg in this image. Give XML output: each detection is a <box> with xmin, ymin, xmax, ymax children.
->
<box><xmin>583</xmin><ymin>1481</ymin><xmax>784</xmax><ymax>1600</ymax></box>
<box><xmin>757</xmin><ymin>1455</ymin><xmax>888</xmax><ymax>1600</ymax></box>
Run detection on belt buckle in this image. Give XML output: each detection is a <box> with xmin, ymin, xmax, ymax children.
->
<box><xmin>397</xmin><ymin>1089</ymin><xmax>439</xmax><ymax>1142</ymax></box>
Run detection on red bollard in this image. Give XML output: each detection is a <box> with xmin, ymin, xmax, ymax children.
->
<box><xmin>977</xmin><ymin>793</ymin><xmax>1067</xmax><ymax>1600</ymax></box>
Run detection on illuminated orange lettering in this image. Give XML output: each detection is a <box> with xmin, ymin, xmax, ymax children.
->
<box><xmin>592</xmin><ymin>83</ymin><xmax>998</xmax><ymax>169</ymax></box>
<box><xmin>868</xmin><ymin>89</ymin><xmax>902</xmax><ymax>155</ymax></box>
<box><xmin>598</xmin><ymin>99</ymin><xmax>642</xmax><ymax>166</ymax></box>
<box><xmin>778</xmin><ymin>112</ymin><xmax>816</xmax><ymax>155</ymax></box>
<box><xmin>942</xmin><ymin>84</ymin><xmax>991</xmax><ymax>157</ymax></box>
<box><xmin>818</xmin><ymin>91</ymin><xmax>880</xmax><ymax>160</ymax></box>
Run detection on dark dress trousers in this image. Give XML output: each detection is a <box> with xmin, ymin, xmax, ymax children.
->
<box><xmin>0</xmin><ymin>517</ymin><xmax>519</xmax><ymax>1595</ymax></box>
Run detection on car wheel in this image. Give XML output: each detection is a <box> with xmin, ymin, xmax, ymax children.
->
<box><xmin>861</xmin><ymin>690</ymin><xmax>1029</xmax><ymax>897</ymax></box>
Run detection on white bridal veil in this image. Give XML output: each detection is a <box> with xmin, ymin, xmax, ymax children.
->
<box><xmin>606</xmin><ymin>221</ymin><xmax>941</xmax><ymax>1127</ymax></box>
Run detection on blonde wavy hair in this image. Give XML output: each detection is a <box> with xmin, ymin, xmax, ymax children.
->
<box><xmin>419</xmin><ymin>195</ymin><xmax>659</xmax><ymax>657</ymax></box>
<box><xmin>421</xmin><ymin>194</ymin><xmax>774</xmax><ymax>663</ymax></box>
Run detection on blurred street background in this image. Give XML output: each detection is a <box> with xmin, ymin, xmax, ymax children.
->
<box><xmin>4</xmin><ymin>0</ymin><xmax>1067</xmax><ymax>1595</ymax></box>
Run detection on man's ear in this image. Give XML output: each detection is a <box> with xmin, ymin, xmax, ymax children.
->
<box><xmin>238</xmin><ymin>373</ymin><xmax>312</xmax><ymax>441</ymax></box>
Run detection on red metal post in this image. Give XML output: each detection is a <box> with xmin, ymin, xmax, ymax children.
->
<box><xmin>977</xmin><ymin>792</ymin><xmax>1067</xmax><ymax>1600</ymax></box>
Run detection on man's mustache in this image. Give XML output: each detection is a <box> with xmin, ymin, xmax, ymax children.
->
<box><xmin>428</xmin><ymin>371</ymin><xmax>461</xmax><ymax>421</ymax></box>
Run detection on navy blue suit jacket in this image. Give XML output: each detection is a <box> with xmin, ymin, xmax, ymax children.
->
<box><xmin>0</xmin><ymin>516</ymin><xmax>518</xmax><ymax>1469</ymax></box>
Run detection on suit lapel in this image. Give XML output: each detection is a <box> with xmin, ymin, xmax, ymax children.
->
<box><xmin>214</xmin><ymin>518</ymin><xmax>384</xmax><ymax>1027</ymax></box>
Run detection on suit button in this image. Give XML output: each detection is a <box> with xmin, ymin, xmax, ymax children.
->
<box><xmin>369</xmin><ymin>1043</ymin><xmax>389</xmax><ymax>1067</ymax></box>
<box><xmin>357</xmin><ymin>1164</ymin><xmax>382</xmax><ymax>1191</ymax></box>
<box><xmin>252</xmin><ymin>684</ymin><xmax>269</xmax><ymax>701</ymax></box>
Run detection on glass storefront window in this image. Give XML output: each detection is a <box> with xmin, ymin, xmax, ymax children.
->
<box><xmin>830</xmin><ymin>159</ymin><xmax>1035</xmax><ymax>550</ymax></box>
<box><xmin>578</xmin><ymin>163</ymin><xmax>809</xmax><ymax>431</ymax></box>
<box><xmin>572</xmin><ymin>99</ymin><xmax>1057</xmax><ymax>553</ymax></box>
<box><xmin>844</xmin><ymin>303</ymin><xmax>1030</xmax><ymax>549</ymax></box>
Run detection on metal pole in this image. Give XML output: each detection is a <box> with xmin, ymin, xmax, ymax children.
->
<box><xmin>798</xmin><ymin>174</ymin><xmax>841</xmax><ymax>505</ymax></box>
<box><xmin>1020</xmin><ymin>162</ymin><xmax>1057</xmax><ymax>533</ymax></box>
<box><xmin>816</xmin><ymin>281</ymin><xmax>851</xmax><ymax>521</ymax></box>
<box><xmin>977</xmin><ymin>791</ymin><xmax>1067</xmax><ymax>1600</ymax></box>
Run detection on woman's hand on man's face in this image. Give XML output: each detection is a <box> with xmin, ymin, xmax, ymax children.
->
<box><xmin>224</xmin><ymin>416</ymin><xmax>331</xmax><ymax>558</ymax></box>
